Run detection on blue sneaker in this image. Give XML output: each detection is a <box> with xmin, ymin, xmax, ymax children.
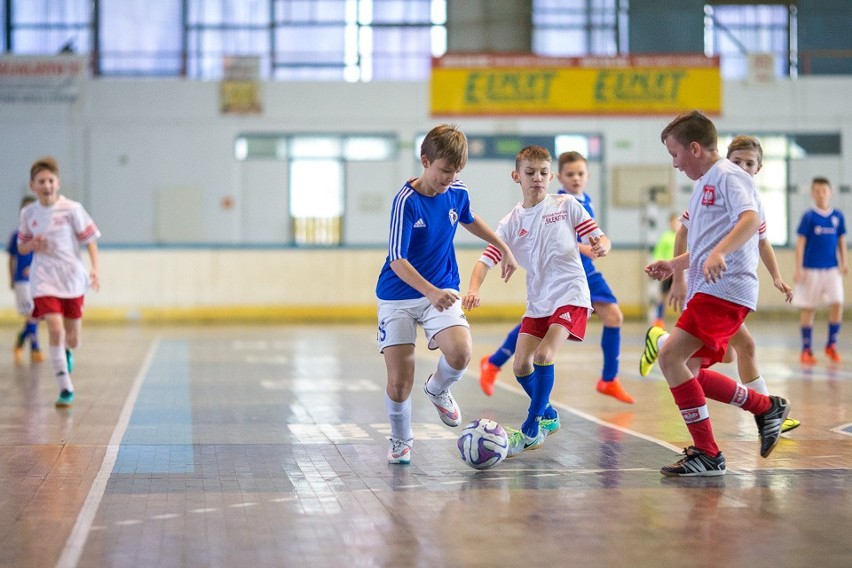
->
<box><xmin>506</xmin><ymin>427</ymin><xmax>545</xmax><ymax>457</ymax></box>
<box><xmin>540</xmin><ymin>415</ymin><xmax>561</xmax><ymax>435</ymax></box>
<box><xmin>55</xmin><ymin>389</ymin><xmax>75</xmax><ymax>407</ymax></box>
<box><xmin>65</xmin><ymin>349</ymin><xmax>74</xmax><ymax>374</ymax></box>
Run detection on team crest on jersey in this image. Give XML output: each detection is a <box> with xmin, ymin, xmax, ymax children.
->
<box><xmin>701</xmin><ymin>185</ymin><xmax>716</xmax><ymax>206</ymax></box>
<box><xmin>448</xmin><ymin>209</ymin><xmax>458</xmax><ymax>225</ymax></box>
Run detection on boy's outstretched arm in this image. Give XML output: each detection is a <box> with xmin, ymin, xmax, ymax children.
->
<box><xmin>462</xmin><ymin>261</ymin><xmax>490</xmax><ymax>311</ymax></box>
<box><xmin>87</xmin><ymin>240</ymin><xmax>100</xmax><ymax>292</ymax></box>
<box><xmin>463</xmin><ymin>214</ymin><xmax>517</xmax><ymax>282</ymax></box>
<box><xmin>702</xmin><ymin>209</ymin><xmax>760</xmax><ymax>283</ymax></box>
<box><xmin>758</xmin><ymin>239</ymin><xmax>792</xmax><ymax>302</ymax></box>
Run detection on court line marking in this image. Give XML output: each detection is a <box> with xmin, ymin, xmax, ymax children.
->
<box><xmin>831</xmin><ymin>423</ymin><xmax>852</xmax><ymax>437</ymax></box>
<box><xmin>55</xmin><ymin>337</ymin><xmax>161</xmax><ymax>568</ymax></box>
<box><xmin>490</xmin><ymin>377</ymin><xmax>684</xmax><ymax>454</ymax></box>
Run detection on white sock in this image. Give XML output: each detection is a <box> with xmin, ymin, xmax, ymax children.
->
<box><xmin>49</xmin><ymin>345</ymin><xmax>73</xmax><ymax>391</ymax></box>
<box><xmin>658</xmin><ymin>333</ymin><xmax>670</xmax><ymax>350</ymax></box>
<box><xmin>747</xmin><ymin>376</ymin><xmax>769</xmax><ymax>396</ymax></box>
<box><xmin>385</xmin><ymin>393</ymin><xmax>412</xmax><ymax>440</ymax></box>
<box><xmin>427</xmin><ymin>355</ymin><xmax>465</xmax><ymax>393</ymax></box>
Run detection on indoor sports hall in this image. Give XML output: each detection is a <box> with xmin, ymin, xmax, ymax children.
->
<box><xmin>1</xmin><ymin>2</ymin><xmax>850</xmax><ymax>567</ymax></box>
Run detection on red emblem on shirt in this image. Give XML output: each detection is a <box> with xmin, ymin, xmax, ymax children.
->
<box><xmin>519</xmin><ymin>228</ymin><xmax>528</xmax><ymax>237</ymax></box>
<box><xmin>701</xmin><ymin>185</ymin><xmax>716</xmax><ymax>206</ymax></box>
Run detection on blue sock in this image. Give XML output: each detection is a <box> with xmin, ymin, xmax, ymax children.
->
<box><xmin>656</xmin><ymin>302</ymin><xmax>664</xmax><ymax>320</ymax></box>
<box><xmin>490</xmin><ymin>324</ymin><xmax>521</xmax><ymax>367</ymax></box>
<box><xmin>801</xmin><ymin>326</ymin><xmax>813</xmax><ymax>351</ymax></box>
<box><xmin>522</xmin><ymin>363</ymin><xmax>555</xmax><ymax>437</ymax></box>
<box><xmin>543</xmin><ymin>403</ymin><xmax>557</xmax><ymax>420</ymax></box>
<box><xmin>25</xmin><ymin>321</ymin><xmax>39</xmax><ymax>350</ymax></box>
<box><xmin>600</xmin><ymin>326</ymin><xmax>620</xmax><ymax>382</ymax></box>
<box><xmin>515</xmin><ymin>370</ymin><xmax>534</xmax><ymax>399</ymax></box>
<box><xmin>828</xmin><ymin>322</ymin><xmax>841</xmax><ymax>347</ymax></box>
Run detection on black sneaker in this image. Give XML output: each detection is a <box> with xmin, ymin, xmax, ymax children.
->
<box><xmin>660</xmin><ymin>446</ymin><xmax>726</xmax><ymax>477</ymax></box>
<box><xmin>755</xmin><ymin>395</ymin><xmax>791</xmax><ymax>458</ymax></box>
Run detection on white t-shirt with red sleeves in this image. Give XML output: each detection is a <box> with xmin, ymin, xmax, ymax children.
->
<box><xmin>479</xmin><ymin>193</ymin><xmax>603</xmax><ymax>318</ymax></box>
<box><xmin>680</xmin><ymin>158</ymin><xmax>760</xmax><ymax>310</ymax></box>
<box><xmin>17</xmin><ymin>195</ymin><xmax>101</xmax><ymax>298</ymax></box>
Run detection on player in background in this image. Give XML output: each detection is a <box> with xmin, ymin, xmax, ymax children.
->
<box><xmin>642</xmin><ymin>135</ymin><xmax>800</xmax><ymax>433</ymax></box>
<box><xmin>464</xmin><ymin>145</ymin><xmax>610</xmax><ymax>457</ymax></box>
<box><xmin>376</xmin><ymin>124</ymin><xmax>517</xmax><ymax>465</ymax></box>
<box><xmin>17</xmin><ymin>157</ymin><xmax>101</xmax><ymax>407</ymax></box>
<box><xmin>644</xmin><ymin>112</ymin><xmax>790</xmax><ymax>477</ymax></box>
<box><xmin>478</xmin><ymin>151</ymin><xmax>633</xmax><ymax>404</ymax></box>
<box><xmin>650</xmin><ymin>212</ymin><xmax>681</xmax><ymax>329</ymax></box>
<box><xmin>8</xmin><ymin>196</ymin><xmax>44</xmax><ymax>365</ymax></box>
<box><xmin>792</xmin><ymin>177</ymin><xmax>847</xmax><ymax>364</ymax></box>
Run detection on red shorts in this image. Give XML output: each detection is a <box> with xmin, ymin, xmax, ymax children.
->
<box><xmin>676</xmin><ymin>293</ymin><xmax>750</xmax><ymax>367</ymax></box>
<box><xmin>33</xmin><ymin>296</ymin><xmax>85</xmax><ymax>319</ymax></box>
<box><xmin>520</xmin><ymin>304</ymin><xmax>589</xmax><ymax>341</ymax></box>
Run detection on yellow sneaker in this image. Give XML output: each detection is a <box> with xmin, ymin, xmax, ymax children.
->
<box><xmin>781</xmin><ymin>417</ymin><xmax>801</xmax><ymax>433</ymax></box>
<box><xmin>640</xmin><ymin>326</ymin><xmax>666</xmax><ymax>377</ymax></box>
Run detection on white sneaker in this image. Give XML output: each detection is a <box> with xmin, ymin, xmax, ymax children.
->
<box><xmin>387</xmin><ymin>437</ymin><xmax>413</xmax><ymax>464</ymax></box>
<box><xmin>423</xmin><ymin>376</ymin><xmax>461</xmax><ymax>427</ymax></box>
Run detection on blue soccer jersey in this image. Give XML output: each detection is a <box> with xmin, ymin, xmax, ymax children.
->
<box><xmin>6</xmin><ymin>230</ymin><xmax>33</xmax><ymax>283</ymax></box>
<box><xmin>376</xmin><ymin>180</ymin><xmax>474</xmax><ymax>300</ymax></box>
<box><xmin>798</xmin><ymin>208</ymin><xmax>846</xmax><ymax>269</ymax></box>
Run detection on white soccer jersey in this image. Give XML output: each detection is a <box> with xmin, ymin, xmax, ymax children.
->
<box><xmin>680</xmin><ymin>159</ymin><xmax>760</xmax><ymax>310</ymax></box>
<box><xmin>17</xmin><ymin>196</ymin><xmax>101</xmax><ymax>298</ymax></box>
<box><xmin>479</xmin><ymin>194</ymin><xmax>603</xmax><ymax>317</ymax></box>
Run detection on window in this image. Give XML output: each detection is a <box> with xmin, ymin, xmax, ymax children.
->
<box><xmin>235</xmin><ymin>133</ymin><xmax>396</xmax><ymax>245</ymax></box>
<box><xmin>704</xmin><ymin>3</ymin><xmax>797</xmax><ymax>80</ymax></box>
<box><xmin>532</xmin><ymin>0</ymin><xmax>628</xmax><ymax>57</ymax></box>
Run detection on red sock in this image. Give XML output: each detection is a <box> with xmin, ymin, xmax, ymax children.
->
<box><xmin>670</xmin><ymin>378</ymin><xmax>720</xmax><ymax>456</ymax></box>
<box><xmin>697</xmin><ymin>369</ymin><xmax>771</xmax><ymax>415</ymax></box>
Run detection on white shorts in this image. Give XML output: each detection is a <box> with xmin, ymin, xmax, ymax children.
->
<box><xmin>377</xmin><ymin>294</ymin><xmax>470</xmax><ymax>353</ymax></box>
<box><xmin>792</xmin><ymin>268</ymin><xmax>844</xmax><ymax>308</ymax></box>
<box><xmin>13</xmin><ymin>282</ymin><xmax>34</xmax><ymax>317</ymax></box>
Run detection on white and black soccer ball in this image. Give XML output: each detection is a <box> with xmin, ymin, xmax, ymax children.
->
<box><xmin>457</xmin><ymin>418</ymin><xmax>509</xmax><ymax>470</ymax></box>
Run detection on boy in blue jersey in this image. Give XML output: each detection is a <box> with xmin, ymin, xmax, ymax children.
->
<box><xmin>376</xmin><ymin>124</ymin><xmax>517</xmax><ymax>465</ymax></box>
<box><xmin>793</xmin><ymin>177</ymin><xmax>847</xmax><ymax>364</ymax></box>
<box><xmin>479</xmin><ymin>151</ymin><xmax>634</xmax><ymax>404</ymax></box>
<box><xmin>7</xmin><ymin>196</ymin><xmax>43</xmax><ymax>365</ymax></box>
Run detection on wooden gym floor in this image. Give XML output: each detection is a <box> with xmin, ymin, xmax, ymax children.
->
<box><xmin>0</xmin><ymin>319</ymin><xmax>849</xmax><ymax>568</ymax></box>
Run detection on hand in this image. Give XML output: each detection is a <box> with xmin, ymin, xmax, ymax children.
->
<box><xmin>32</xmin><ymin>235</ymin><xmax>48</xmax><ymax>253</ymax></box>
<box><xmin>500</xmin><ymin>251</ymin><xmax>518</xmax><ymax>282</ymax></box>
<box><xmin>774</xmin><ymin>278</ymin><xmax>793</xmax><ymax>303</ymax></box>
<box><xmin>645</xmin><ymin>260</ymin><xmax>673</xmax><ymax>281</ymax></box>
<box><xmin>702</xmin><ymin>251</ymin><xmax>726</xmax><ymax>283</ymax></box>
<box><xmin>90</xmin><ymin>270</ymin><xmax>100</xmax><ymax>292</ymax></box>
<box><xmin>588</xmin><ymin>236</ymin><xmax>608</xmax><ymax>258</ymax></box>
<box><xmin>667</xmin><ymin>278</ymin><xmax>687</xmax><ymax>312</ymax></box>
<box><xmin>427</xmin><ymin>288</ymin><xmax>459</xmax><ymax>312</ymax></box>
<box><xmin>462</xmin><ymin>291</ymin><xmax>481</xmax><ymax>311</ymax></box>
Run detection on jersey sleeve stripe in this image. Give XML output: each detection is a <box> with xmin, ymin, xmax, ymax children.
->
<box><xmin>481</xmin><ymin>245</ymin><xmax>501</xmax><ymax>267</ymax></box>
<box><xmin>388</xmin><ymin>187</ymin><xmax>412</xmax><ymax>261</ymax></box>
<box><xmin>575</xmin><ymin>219</ymin><xmax>599</xmax><ymax>237</ymax></box>
<box><xmin>76</xmin><ymin>224</ymin><xmax>98</xmax><ymax>241</ymax></box>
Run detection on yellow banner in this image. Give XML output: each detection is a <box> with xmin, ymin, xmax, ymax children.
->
<box><xmin>431</xmin><ymin>54</ymin><xmax>720</xmax><ymax>116</ymax></box>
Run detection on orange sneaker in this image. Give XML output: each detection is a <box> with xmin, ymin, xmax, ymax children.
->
<box><xmin>653</xmin><ymin>319</ymin><xmax>665</xmax><ymax>330</ymax></box>
<box><xmin>31</xmin><ymin>349</ymin><xmax>45</xmax><ymax>363</ymax></box>
<box><xmin>800</xmin><ymin>349</ymin><xmax>817</xmax><ymax>365</ymax></box>
<box><xmin>596</xmin><ymin>378</ymin><xmax>635</xmax><ymax>404</ymax></box>
<box><xmin>479</xmin><ymin>356</ymin><xmax>500</xmax><ymax>396</ymax></box>
<box><xmin>13</xmin><ymin>346</ymin><xmax>24</xmax><ymax>365</ymax></box>
<box><xmin>825</xmin><ymin>345</ymin><xmax>841</xmax><ymax>363</ymax></box>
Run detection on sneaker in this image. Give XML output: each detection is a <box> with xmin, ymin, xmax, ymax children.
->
<box><xmin>55</xmin><ymin>389</ymin><xmax>75</xmax><ymax>408</ymax></box>
<box><xmin>506</xmin><ymin>428</ymin><xmax>545</xmax><ymax>458</ymax></box>
<box><xmin>755</xmin><ymin>395</ymin><xmax>791</xmax><ymax>458</ymax></box>
<box><xmin>540</xmin><ymin>414</ymin><xmax>561</xmax><ymax>435</ymax></box>
<box><xmin>653</xmin><ymin>318</ymin><xmax>665</xmax><ymax>330</ymax></box>
<box><xmin>825</xmin><ymin>345</ymin><xmax>841</xmax><ymax>363</ymax></box>
<box><xmin>423</xmin><ymin>377</ymin><xmax>461</xmax><ymax>427</ymax></box>
<box><xmin>387</xmin><ymin>437</ymin><xmax>413</xmax><ymax>464</ymax></box>
<box><xmin>596</xmin><ymin>378</ymin><xmax>635</xmax><ymax>404</ymax></box>
<box><xmin>13</xmin><ymin>346</ymin><xmax>24</xmax><ymax>365</ymax></box>
<box><xmin>660</xmin><ymin>446</ymin><xmax>726</xmax><ymax>477</ymax></box>
<box><xmin>782</xmin><ymin>417</ymin><xmax>801</xmax><ymax>433</ymax></box>
<box><xmin>800</xmin><ymin>349</ymin><xmax>816</xmax><ymax>365</ymax></box>
<box><xmin>479</xmin><ymin>355</ymin><xmax>500</xmax><ymax>396</ymax></box>
<box><xmin>31</xmin><ymin>349</ymin><xmax>45</xmax><ymax>363</ymax></box>
<box><xmin>66</xmin><ymin>348</ymin><xmax>74</xmax><ymax>374</ymax></box>
<box><xmin>640</xmin><ymin>326</ymin><xmax>666</xmax><ymax>377</ymax></box>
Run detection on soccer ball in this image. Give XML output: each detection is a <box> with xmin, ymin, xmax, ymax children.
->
<box><xmin>457</xmin><ymin>418</ymin><xmax>509</xmax><ymax>470</ymax></box>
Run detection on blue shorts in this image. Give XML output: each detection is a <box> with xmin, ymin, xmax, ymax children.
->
<box><xmin>586</xmin><ymin>270</ymin><xmax>617</xmax><ymax>305</ymax></box>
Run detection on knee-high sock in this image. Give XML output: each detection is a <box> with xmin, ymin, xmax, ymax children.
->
<box><xmin>522</xmin><ymin>363</ymin><xmax>554</xmax><ymax>437</ymax></box>
<box><xmin>670</xmin><ymin>379</ymin><xmax>719</xmax><ymax>456</ymax></box>
<box><xmin>427</xmin><ymin>355</ymin><xmax>464</xmax><ymax>393</ymax></box>
<box><xmin>49</xmin><ymin>345</ymin><xmax>73</xmax><ymax>392</ymax></box>
<box><xmin>828</xmin><ymin>322</ymin><xmax>841</xmax><ymax>348</ymax></box>
<box><xmin>600</xmin><ymin>326</ymin><xmax>620</xmax><ymax>381</ymax></box>
<box><xmin>385</xmin><ymin>393</ymin><xmax>413</xmax><ymax>441</ymax></box>
<box><xmin>517</xmin><ymin>370</ymin><xmax>556</xmax><ymax>420</ymax></box>
<box><xmin>490</xmin><ymin>324</ymin><xmax>521</xmax><ymax>367</ymax></box>
<box><xmin>696</xmin><ymin>369</ymin><xmax>771</xmax><ymax>415</ymax></box>
<box><xmin>801</xmin><ymin>326</ymin><xmax>813</xmax><ymax>351</ymax></box>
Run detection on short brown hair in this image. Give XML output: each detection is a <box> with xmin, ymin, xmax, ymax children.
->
<box><xmin>726</xmin><ymin>135</ymin><xmax>763</xmax><ymax>164</ymax></box>
<box><xmin>30</xmin><ymin>156</ymin><xmax>59</xmax><ymax>181</ymax></box>
<box><xmin>420</xmin><ymin>124</ymin><xmax>468</xmax><ymax>170</ymax></box>
<box><xmin>660</xmin><ymin>110</ymin><xmax>717</xmax><ymax>151</ymax></box>
<box><xmin>557</xmin><ymin>151</ymin><xmax>587</xmax><ymax>171</ymax></box>
<box><xmin>812</xmin><ymin>176</ymin><xmax>832</xmax><ymax>188</ymax></box>
<box><xmin>515</xmin><ymin>145</ymin><xmax>552</xmax><ymax>170</ymax></box>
